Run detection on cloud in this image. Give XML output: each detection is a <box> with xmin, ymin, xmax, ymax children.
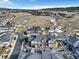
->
<box><xmin>18</xmin><ymin>5</ymin><xmax>71</xmax><ymax>9</ymax></box>
<box><xmin>0</xmin><ymin>0</ymin><xmax>12</xmax><ymax>4</ymax></box>
<box><xmin>14</xmin><ymin>6</ymin><xmax>55</xmax><ymax>9</ymax></box>
<box><xmin>26</xmin><ymin>5</ymin><xmax>79</xmax><ymax>9</ymax></box>
<box><xmin>32</xmin><ymin>6</ymin><xmax>54</xmax><ymax>9</ymax></box>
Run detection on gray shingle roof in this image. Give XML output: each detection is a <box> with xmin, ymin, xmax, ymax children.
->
<box><xmin>0</xmin><ymin>32</ymin><xmax>12</xmax><ymax>42</ymax></box>
<box><xmin>24</xmin><ymin>53</ymin><xmax>41</xmax><ymax>59</ymax></box>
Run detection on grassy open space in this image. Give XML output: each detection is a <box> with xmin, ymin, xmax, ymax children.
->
<box><xmin>11</xmin><ymin>13</ymin><xmax>51</xmax><ymax>28</ymax></box>
<box><xmin>11</xmin><ymin>12</ymin><xmax>79</xmax><ymax>31</ymax></box>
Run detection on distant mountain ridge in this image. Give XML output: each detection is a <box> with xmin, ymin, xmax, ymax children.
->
<box><xmin>0</xmin><ymin>6</ymin><xmax>79</xmax><ymax>12</ymax></box>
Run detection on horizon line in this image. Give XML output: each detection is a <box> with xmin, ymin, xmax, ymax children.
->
<box><xmin>0</xmin><ymin>6</ymin><xmax>79</xmax><ymax>10</ymax></box>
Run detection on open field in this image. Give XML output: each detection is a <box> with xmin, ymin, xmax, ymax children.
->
<box><xmin>11</xmin><ymin>12</ymin><xmax>32</xmax><ymax>17</ymax></box>
<box><xmin>11</xmin><ymin>12</ymin><xmax>79</xmax><ymax>30</ymax></box>
<box><xmin>11</xmin><ymin>13</ymin><xmax>51</xmax><ymax>27</ymax></box>
<box><xmin>58</xmin><ymin>15</ymin><xmax>79</xmax><ymax>29</ymax></box>
<box><xmin>25</xmin><ymin>16</ymin><xmax>51</xmax><ymax>27</ymax></box>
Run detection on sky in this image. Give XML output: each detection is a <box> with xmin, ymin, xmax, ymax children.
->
<box><xmin>0</xmin><ymin>0</ymin><xmax>79</xmax><ymax>9</ymax></box>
